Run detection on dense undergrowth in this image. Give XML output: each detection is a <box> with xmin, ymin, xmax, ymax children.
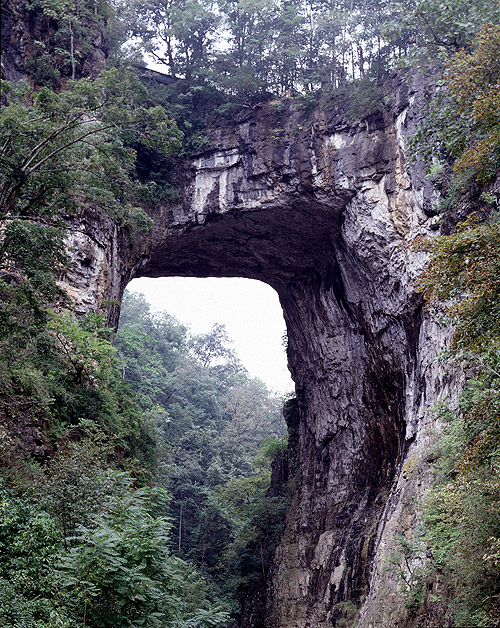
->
<box><xmin>0</xmin><ymin>287</ymin><xmax>288</xmax><ymax>627</ymax></box>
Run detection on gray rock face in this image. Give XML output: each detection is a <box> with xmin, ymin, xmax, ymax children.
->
<box><xmin>61</xmin><ymin>71</ymin><xmax>453</xmax><ymax>625</ymax></box>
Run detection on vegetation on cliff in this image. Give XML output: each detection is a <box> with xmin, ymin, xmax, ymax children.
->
<box><xmin>407</xmin><ymin>22</ymin><xmax>500</xmax><ymax>627</ymax></box>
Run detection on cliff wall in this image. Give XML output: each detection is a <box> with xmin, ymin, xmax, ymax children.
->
<box><xmin>57</xmin><ymin>71</ymin><xmax>457</xmax><ymax>625</ymax></box>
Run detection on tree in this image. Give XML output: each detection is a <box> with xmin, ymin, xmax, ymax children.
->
<box><xmin>115</xmin><ymin>291</ymin><xmax>286</xmax><ymax>594</ymax></box>
<box><xmin>446</xmin><ymin>22</ymin><xmax>500</xmax><ymax>183</ymax></box>
<box><xmin>0</xmin><ymin>71</ymin><xmax>181</xmax><ymax>225</ymax></box>
<box><xmin>0</xmin><ymin>69</ymin><xmax>182</xmax><ymax>355</ymax></box>
<box><xmin>114</xmin><ymin>0</ymin><xmax>220</xmax><ymax>80</ymax></box>
<box><xmin>0</xmin><ymin>483</ymin><xmax>64</xmax><ymax>628</ymax></box>
<box><xmin>22</xmin><ymin>0</ymin><xmax>112</xmax><ymax>87</ymax></box>
<box><xmin>214</xmin><ymin>0</ymin><xmax>276</xmax><ymax>96</ymax></box>
<box><xmin>386</xmin><ymin>0</ymin><xmax>500</xmax><ymax>57</ymax></box>
<box><xmin>414</xmin><ymin>214</ymin><xmax>500</xmax><ymax>354</ymax></box>
<box><xmin>56</xmin><ymin>484</ymin><xmax>187</xmax><ymax>627</ymax></box>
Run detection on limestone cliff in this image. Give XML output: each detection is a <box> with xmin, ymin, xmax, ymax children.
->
<box><xmin>55</xmin><ymin>71</ymin><xmax>459</xmax><ymax>625</ymax></box>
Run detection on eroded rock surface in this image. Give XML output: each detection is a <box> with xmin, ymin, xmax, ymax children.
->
<box><xmin>61</xmin><ymin>71</ymin><xmax>454</xmax><ymax>626</ymax></box>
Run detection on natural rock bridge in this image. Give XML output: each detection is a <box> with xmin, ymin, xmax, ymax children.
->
<box><xmin>64</xmin><ymin>72</ymin><xmax>453</xmax><ymax>627</ymax></box>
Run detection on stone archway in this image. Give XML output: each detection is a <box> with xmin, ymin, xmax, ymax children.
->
<box><xmin>63</xmin><ymin>73</ymin><xmax>450</xmax><ymax>626</ymax></box>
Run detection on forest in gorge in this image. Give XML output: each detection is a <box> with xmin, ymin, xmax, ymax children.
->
<box><xmin>1</xmin><ymin>0</ymin><xmax>500</xmax><ymax>625</ymax></box>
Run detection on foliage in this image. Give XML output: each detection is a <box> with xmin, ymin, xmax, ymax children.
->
<box><xmin>56</xmin><ymin>484</ymin><xmax>186</xmax><ymax>628</ymax></box>
<box><xmin>407</xmin><ymin>19</ymin><xmax>500</xmax><ymax>225</ymax></box>
<box><xmin>413</xmin><ymin>213</ymin><xmax>500</xmax><ymax>353</ymax></box>
<box><xmin>37</xmin><ymin>428</ymin><xmax>124</xmax><ymax>541</ymax></box>
<box><xmin>115</xmin><ymin>291</ymin><xmax>288</xmax><ymax>609</ymax></box>
<box><xmin>0</xmin><ymin>73</ymin><xmax>182</xmax><ymax>429</ymax></box>
<box><xmin>0</xmin><ymin>482</ymin><xmax>68</xmax><ymax>628</ymax></box>
<box><xmin>0</xmin><ymin>72</ymin><xmax>181</xmax><ymax>231</ymax></box>
<box><xmin>0</xmin><ymin>302</ymin><xmax>157</xmax><ymax>482</ymax></box>
<box><xmin>342</xmin><ymin>77</ymin><xmax>385</xmax><ymax>123</ymax></box>
<box><xmin>409</xmin><ymin>20</ymin><xmax>500</xmax><ymax>621</ymax></box>
<box><xmin>385</xmin><ymin>532</ymin><xmax>427</xmax><ymax>616</ymax></box>
<box><xmin>112</xmin><ymin>0</ymin><xmax>500</xmax><ymax>100</ymax></box>
<box><xmin>210</xmin><ymin>437</ymin><xmax>289</xmax><ymax>603</ymax></box>
<box><xmin>385</xmin><ymin>0</ymin><xmax>500</xmax><ymax>59</ymax></box>
<box><xmin>336</xmin><ymin>600</ymin><xmax>360</xmax><ymax>628</ymax></box>
<box><xmin>0</xmin><ymin>476</ymin><xmax>230</xmax><ymax>628</ymax></box>
<box><xmin>413</xmin><ymin>183</ymin><xmax>500</xmax><ymax>624</ymax></box>
<box><xmin>422</xmin><ymin>393</ymin><xmax>500</xmax><ymax>626</ymax></box>
<box><xmin>446</xmin><ymin>23</ymin><xmax>500</xmax><ymax>183</ymax></box>
<box><xmin>25</xmin><ymin>0</ymin><xmax>111</xmax><ymax>86</ymax></box>
<box><xmin>0</xmin><ymin>286</ymin><xmax>287</xmax><ymax>624</ymax></box>
<box><xmin>0</xmin><ymin>66</ymin><xmax>183</xmax><ymax>475</ymax></box>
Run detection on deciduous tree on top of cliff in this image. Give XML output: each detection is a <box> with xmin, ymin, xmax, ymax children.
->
<box><xmin>0</xmin><ymin>69</ymin><xmax>182</xmax><ymax>294</ymax></box>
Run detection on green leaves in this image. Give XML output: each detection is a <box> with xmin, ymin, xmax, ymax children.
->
<box><xmin>446</xmin><ymin>23</ymin><xmax>500</xmax><ymax>183</ymax></box>
<box><xmin>0</xmin><ymin>71</ymin><xmax>182</xmax><ymax>229</ymax></box>
<box><xmin>48</xmin><ymin>310</ymin><xmax>117</xmax><ymax>385</ymax></box>
<box><xmin>27</xmin><ymin>0</ymin><xmax>110</xmax><ymax>84</ymax></box>
<box><xmin>114</xmin><ymin>0</ymin><xmax>500</xmax><ymax>99</ymax></box>
<box><xmin>114</xmin><ymin>290</ymin><xmax>287</xmax><ymax>606</ymax></box>
<box><xmin>0</xmin><ymin>483</ymin><xmax>64</xmax><ymax>627</ymax></box>
<box><xmin>414</xmin><ymin>213</ymin><xmax>500</xmax><ymax>353</ymax></box>
<box><xmin>407</xmin><ymin>19</ymin><xmax>500</xmax><ymax>217</ymax></box>
<box><xmin>387</xmin><ymin>0</ymin><xmax>500</xmax><ymax>55</ymax></box>
<box><xmin>0</xmin><ymin>474</ymin><xmax>230</xmax><ymax>628</ymax></box>
<box><xmin>56</xmin><ymin>485</ymin><xmax>185</xmax><ymax>628</ymax></box>
<box><xmin>410</xmin><ymin>24</ymin><xmax>500</xmax><ymax>619</ymax></box>
<box><xmin>0</xmin><ymin>72</ymin><xmax>182</xmax><ymax>458</ymax></box>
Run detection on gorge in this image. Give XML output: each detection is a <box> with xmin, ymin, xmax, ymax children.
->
<box><xmin>4</xmin><ymin>0</ymin><xmax>500</xmax><ymax>622</ymax></box>
<box><xmin>59</xmin><ymin>69</ymin><xmax>456</xmax><ymax>626</ymax></box>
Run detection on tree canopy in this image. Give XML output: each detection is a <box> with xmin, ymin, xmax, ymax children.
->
<box><xmin>112</xmin><ymin>0</ymin><xmax>500</xmax><ymax>96</ymax></box>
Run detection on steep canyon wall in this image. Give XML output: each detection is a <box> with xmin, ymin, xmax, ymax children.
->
<box><xmin>57</xmin><ymin>72</ymin><xmax>457</xmax><ymax>626</ymax></box>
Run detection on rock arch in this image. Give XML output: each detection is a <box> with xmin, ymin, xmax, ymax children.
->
<box><xmin>63</xmin><ymin>73</ymin><xmax>450</xmax><ymax>626</ymax></box>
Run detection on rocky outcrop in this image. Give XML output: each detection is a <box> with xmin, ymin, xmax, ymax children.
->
<box><xmin>58</xmin><ymin>71</ymin><xmax>454</xmax><ymax>625</ymax></box>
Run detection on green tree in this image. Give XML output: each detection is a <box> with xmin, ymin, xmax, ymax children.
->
<box><xmin>414</xmin><ymin>214</ymin><xmax>500</xmax><ymax>354</ymax></box>
<box><xmin>446</xmin><ymin>22</ymin><xmax>500</xmax><ymax>183</ymax></box>
<box><xmin>115</xmin><ymin>291</ymin><xmax>286</xmax><ymax>597</ymax></box>
<box><xmin>386</xmin><ymin>0</ymin><xmax>500</xmax><ymax>58</ymax></box>
<box><xmin>23</xmin><ymin>0</ymin><xmax>112</xmax><ymax>87</ymax></box>
<box><xmin>215</xmin><ymin>0</ymin><xmax>275</xmax><ymax>96</ymax></box>
<box><xmin>0</xmin><ymin>71</ymin><xmax>181</xmax><ymax>226</ymax></box>
<box><xmin>114</xmin><ymin>0</ymin><xmax>220</xmax><ymax>80</ymax></box>
<box><xmin>0</xmin><ymin>478</ymin><xmax>230</xmax><ymax>628</ymax></box>
<box><xmin>0</xmin><ymin>72</ymin><xmax>182</xmax><ymax>457</ymax></box>
<box><xmin>211</xmin><ymin>437</ymin><xmax>289</xmax><ymax>603</ymax></box>
<box><xmin>29</xmin><ymin>0</ymin><xmax>108</xmax><ymax>82</ymax></box>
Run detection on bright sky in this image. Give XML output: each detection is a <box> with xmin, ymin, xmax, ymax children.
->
<box><xmin>127</xmin><ymin>277</ymin><xmax>294</xmax><ymax>395</ymax></box>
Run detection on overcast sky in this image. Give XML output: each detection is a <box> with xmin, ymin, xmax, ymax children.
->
<box><xmin>127</xmin><ymin>277</ymin><xmax>294</xmax><ymax>395</ymax></box>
